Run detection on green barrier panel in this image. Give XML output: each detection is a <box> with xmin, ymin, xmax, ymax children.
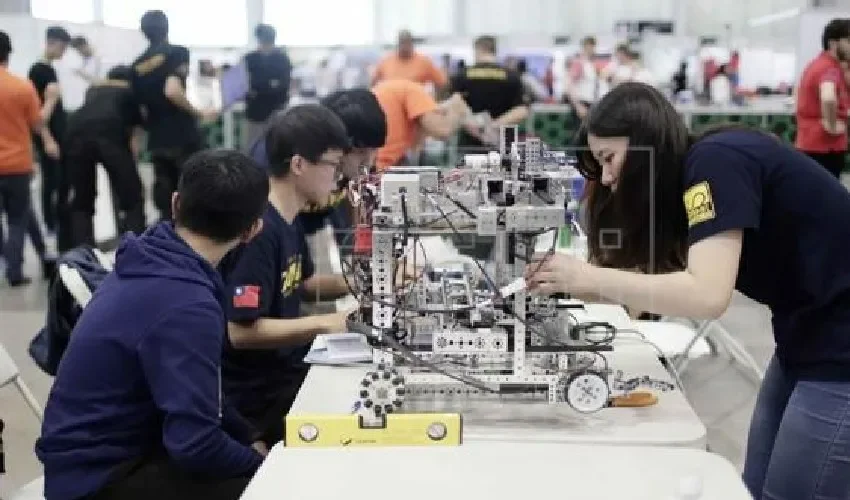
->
<box><xmin>530</xmin><ymin>111</ymin><xmax>578</xmax><ymax>147</ymax></box>
<box><xmin>527</xmin><ymin>109</ymin><xmax>849</xmax><ymax>172</ymax></box>
<box><xmin>139</xmin><ymin>110</ymin><xmax>849</xmax><ymax>172</ymax></box>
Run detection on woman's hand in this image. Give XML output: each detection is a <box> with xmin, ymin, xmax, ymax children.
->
<box><xmin>524</xmin><ymin>252</ymin><xmax>593</xmax><ymax>296</ymax></box>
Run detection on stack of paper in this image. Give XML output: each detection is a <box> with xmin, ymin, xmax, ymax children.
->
<box><xmin>303</xmin><ymin>333</ymin><xmax>373</xmax><ymax>365</ymax></box>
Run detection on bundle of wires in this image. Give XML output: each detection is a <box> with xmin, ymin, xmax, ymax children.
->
<box><xmin>337</xmin><ymin>185</ymin><xmax>621</xmax><ymax>394</ymax></box>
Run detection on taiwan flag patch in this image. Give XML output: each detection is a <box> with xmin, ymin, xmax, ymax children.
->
<box><xmin>233</xmin><ymin>285</ymin><xmax>260</xmax><ymax>308</ymax></box>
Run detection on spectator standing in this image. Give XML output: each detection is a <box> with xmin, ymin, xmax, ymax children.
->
<box><xmin>242</xmin><ymin>24</ymin><xmax>292</xmax><ymax>151</ymax></box>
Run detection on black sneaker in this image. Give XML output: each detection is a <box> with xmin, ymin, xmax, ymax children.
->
<box><xmin>8</xmin><ymin>276</ymin><xmax>33</xmax><ymax>287</ymax></box>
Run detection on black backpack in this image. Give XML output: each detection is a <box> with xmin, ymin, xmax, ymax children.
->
<box><xmin>28</xmin><ymin>246</ymin><xmax>113</xmax><ymax>376</ymax></box>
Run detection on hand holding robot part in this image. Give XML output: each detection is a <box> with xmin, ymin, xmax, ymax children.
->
<box><xmin>525</xmin><ymin>252</ymin><xmax>593</xmax><ymax>296</ymax></box>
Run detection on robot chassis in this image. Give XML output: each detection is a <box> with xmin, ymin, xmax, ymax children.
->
<box><xmin>346</xmin><ymin>127</ymin><xmax>673</xmax><ymax>418</ymax></box>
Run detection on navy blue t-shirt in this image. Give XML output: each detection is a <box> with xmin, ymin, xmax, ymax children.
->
<box><xmin>684</xmin><ymin>130</ymin><xmax>850</xmax><ymax>378</ymax></box>
<box><xmin>218</xmin><ymin>203</ymin><xmax>315</xmax><ymax>415</ymax></box>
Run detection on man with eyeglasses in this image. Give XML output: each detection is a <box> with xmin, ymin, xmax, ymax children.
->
<box><xmin>219</xmin><ymin>104</ymin><xmax>359</xmax><ymax>447</ymax></box>
<box><xmin>247</xmin><ymin>90</ymin><xmax>387</xmax><ymax>312</ymax></box>
<box><xmin>298</xmin><ymin>90</ymin><xmax>387</xmax><ymax>242</ymax></box>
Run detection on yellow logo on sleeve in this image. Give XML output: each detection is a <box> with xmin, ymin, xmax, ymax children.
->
<box><xmin>683</xmin><ymin>181</ymin><xmax>716</xmax><ymax>227</ymax></box>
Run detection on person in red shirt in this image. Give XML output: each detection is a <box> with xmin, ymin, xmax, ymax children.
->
<box><xmin>796</xmin><ymin>18</ymin><xmax>850</xmax><ymax>178</ymax></box>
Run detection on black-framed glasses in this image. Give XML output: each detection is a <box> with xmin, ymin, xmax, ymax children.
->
<box><xmin>314</xmin><ymin>158</ymin><xmax>343</xmax><ymax>172</ymax></box>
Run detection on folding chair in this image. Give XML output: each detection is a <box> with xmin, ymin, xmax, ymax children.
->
<box><xmin>0</xmin><ymin>344</ymin><xmax>46</xmax><ymax>500</ymax></box>
<box><xmin>674</xmin><ymin>319</ymin><xmax>765</xmax><ymax>382</ymax></box>
<box><xmin>0</xmin><ymin>343</ymin><xmax>42</xmax><ymax>422</ymax></box>
<box><xmin>8</xmin><ymin>477</ymin><xmax>44</xmax><ymax>500</ymax></box>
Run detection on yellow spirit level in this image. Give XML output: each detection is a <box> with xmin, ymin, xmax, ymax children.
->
<box><xmin>285</xmin><ymin>413</ymin><xmax>462</xmax><ymax>447</ymax></box>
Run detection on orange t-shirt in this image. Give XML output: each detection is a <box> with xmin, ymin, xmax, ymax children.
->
<box><xmin>373</xmin><ymin>52</ymin><xmax>447</xmax><ymax>88</ymax></box>
<box><xmin>0</xmin><ymin>67</ymin><xmax>41</xmax><ymax>175</ymax></box>
<box><xmin>372</xmin><ymin>79</ymin><xmax>438</xmax><ymax>171</ymax></box>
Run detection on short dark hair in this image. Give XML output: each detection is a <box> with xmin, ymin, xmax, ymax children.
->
<box><xmin>0</xmin><ymin>31</ymin><xmax>11</xmax><ymax>64</ymax></box>
<box><xmin>574</xmin><ymin>82</ymin><xmax>689</xmax><ymax>273</ymax></box>
<box><xmin>255</xmin><ymin>24</ymin><xmax>276</xmax><ymax>45</ymax></box>
<box><xmin>175</xmin><ymin>150</ymin><xmax>269</xmax><ymax>244</ymax></box>
<box><xmin>264</xmin><ymin>104</ymin><xmax>351</xmax><ymax>178</ymax></box>
<box><xmin>106</xmin><ymin>65</ymin><xmax>132</xmax><ymax>81</ymax></box>
<box><xmin>70</xmin><ymin>36</ymin><xmax>88</xmax><ymax>49</ymax></box>
<box><xmin>321</xmin><ymin>89</ymin><xmax>387</xmax><ymax>149</ymax></box>
<box><xmin>474</xmin><ymin>36</ymin><xmax>497</xmax><ymax>54</ymax></box>
<box><xmin>141</xmin><ymin>10</ymin><xmax>169</xmax><ymax>44</ymax></box>
<box><xmin>822</xmin><ymin>18</ymin><xmax>850</xmax><ymax>50</ymax></box>
<box><xmin>582</xmin><ymin>36</ymin><xmax>597</xmax><ymax>47</ymax></box>
<box><xmin>615</xmin><ymin>43</ymin><xmax>629</xmax><ymax>54</ymax></box>
<box><xmin>46</xmin><ymin>26</ymin><xmax>71</xmax><ymax>43</ymax></box>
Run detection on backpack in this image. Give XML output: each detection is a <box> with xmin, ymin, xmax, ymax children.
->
<box><xmin>28</xmin><ymin>246</ymin><xmax>113</xmax><ymax>376</ymax></box>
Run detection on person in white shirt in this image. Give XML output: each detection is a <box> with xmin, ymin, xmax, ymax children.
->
<box><xmin>625</xmin><ymin>51</ymin><xmax>655</xmax><ymax>87</ymax></box>
<box><xmin>188</xmin><ymin>59</ymin><xmax>222</xmax><ymax>111</ymax></box>
<box><xmin>602</xmin><ymin>44</ymin><xmax>633</xmax><ymax>87</ymax></box>
<box><xmin>709</xmin><ymin>64</ymin><xmax>732</xmax><ymax>105</ymax></box>
<box><xmin>565</xmin><ymin>36</ymin><xmax>601</xmax><ymax>120</ymax></box>
<box><xmin>604</xmin><ymin>48</ymin><xmax>655</xmax><ymax>89</ymax></box>
<box><xmin>314</xmin><ymin>59</ymin><xmax>340</xmax><ymax>99</ymax></box>
<box><xmin>70</xmin><ymin>36</ymin><xmax>101</xmax><ymax>85</ymax></box>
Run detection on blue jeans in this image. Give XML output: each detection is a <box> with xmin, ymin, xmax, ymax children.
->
<box><xmin>0</xmin><ymin>174</ymin><xmax>32</xmax><ymax>282</ymax></box>
<box><xmin>743</xmin><ymin>356</ymin><xmax>850</xmax><ymax>499</ymax></box>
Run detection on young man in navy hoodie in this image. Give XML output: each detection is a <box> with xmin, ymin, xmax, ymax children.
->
<box><xmin>221</xmin><ymin>104</ymin><xmax>366</xmax><ymax>446</ymax></box>
<box><xmin>36</xmin><ymin>150</ymin><xmax>270</xmax><ymax>500</ymax></box>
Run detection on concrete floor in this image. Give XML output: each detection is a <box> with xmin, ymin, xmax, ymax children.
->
<box><xmin>0</xmin><ymin>166</ymin><xmax>777</xmax><ymax>497</ymax></box>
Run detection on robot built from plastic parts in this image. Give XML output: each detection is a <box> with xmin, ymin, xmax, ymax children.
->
<box><xmin>343</xmin><ymin>126</ymin><xmax>673</xmax><ymax>417</ymax></box>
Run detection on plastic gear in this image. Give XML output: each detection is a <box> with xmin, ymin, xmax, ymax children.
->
<box><xmin>356</xmin><ymin>364</ymin><xmax>405</xmax><ymax>417</ymax></box>
<box><xmin>563</xmin><ymin>370</ymin><xmax>610</xmax><ymax>413</ymax></box>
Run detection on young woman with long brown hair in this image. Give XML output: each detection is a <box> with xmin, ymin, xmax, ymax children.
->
<box><xmin>527</xmin><ymin>82</ymin><xmax>850</xmax><ymax>500</ymax></box>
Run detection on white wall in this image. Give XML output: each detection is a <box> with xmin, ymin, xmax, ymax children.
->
<box><xmin>9</xmin><ymin>0</ymin><xmax>820</xmax><ymax>50</ymax></box>
<box><xmin>0</xmin><ymin>14</ymin><xmax>146</xmax><ymax>108</ymax></box>
<box><xmin>365</xmin><ymin>0</ymin><xmax>809</xmax><ymax>49</ymax></box>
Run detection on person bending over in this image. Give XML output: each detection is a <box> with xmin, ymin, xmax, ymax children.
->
<box><xmin>64</xmin><ymin>64</ymin><xmax>146</xmax><ymax>246</ymax></box>
<box><xmin>36</xmin><ymin>150</ymin><xmax>269</xmax><ymax>500</ymax></box>
<box><xmin>220</xmin><ymin>104</ymin><xmax>358</xmax><ymax>446</ymax></box>
<box><xmin>526</xmin><ymin>82</ymin><xmax>850</xmax><ymax>500</ymax></box>
<box><xmin>372</xmin><ymin>79</ymin><xmax>471</xmax><ymax>171</ymax></box>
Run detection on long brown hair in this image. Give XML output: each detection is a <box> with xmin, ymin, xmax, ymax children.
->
<box><xmin>575</xmin><ymin>84</ymin><xmax>774</xmax><ymax>273</ymax></box>
<box><xmin>574</xmin><ymin>83</ymin><xmax>689</xmax><ymax>273</ymax></box>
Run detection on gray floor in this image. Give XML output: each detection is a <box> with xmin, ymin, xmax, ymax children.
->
<box><xmin>0</xmin><ymin>167</ymin><xmax>777</xmax><ymax>497</ymax></box>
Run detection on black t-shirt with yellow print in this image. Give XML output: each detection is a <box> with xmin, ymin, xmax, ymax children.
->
<box><xmin>449</xmin><ymin>61</ymin><xmax>526</xmax><ymax>149</ymax></box>
<box><xmin>218</xmin><ymin>202</ymin><xmax>315</xmax><ymax>416</ymax></box>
